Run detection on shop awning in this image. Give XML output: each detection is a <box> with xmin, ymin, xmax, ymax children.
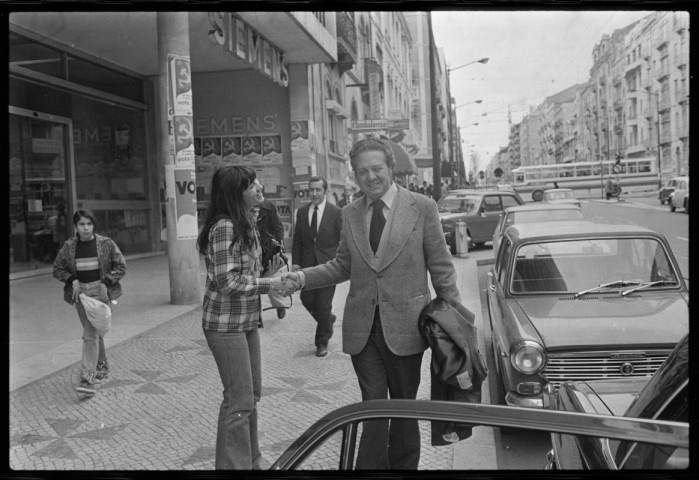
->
<box><xmin>385</xmin><ymin>139</ymin><xmax>418</xmax><ymax>175</ymax></box>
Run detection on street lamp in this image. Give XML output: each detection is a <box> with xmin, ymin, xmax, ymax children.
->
<box><xmin>447</xmin><ymin>57</ymin><xmax>489</xmax><ymax>73</ymax></box>
<box><xmin>454</xmin><ymin>99</ymin><xmax>482</xmax><ymax>110</ymax></box>
<box><xmin>629</xmin><ymin>89</ymin><xmax>662</xmax><ymax>189</ymax></box>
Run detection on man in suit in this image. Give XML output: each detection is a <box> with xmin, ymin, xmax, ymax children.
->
<box><xmin>292</xmin><ymin>176</ymin><xmax>343</xmax><ymax>357</ymax></box>
<box><xmin>338</xmin><ymin>184</ymin><xmax>354</xmax><ymax>208</ymax></box>
<box><xmin>255</xmin><ymin>198</ymin><xmax>287</xmax><ymax>319</ymax></box>
<box><xmin>282</xmin><ymin>138</ymin><xmax>460</xmax><ymax>469</ymax></box>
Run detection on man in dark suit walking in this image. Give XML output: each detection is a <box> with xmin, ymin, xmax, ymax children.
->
<box><xmin>292</xmin><ymin>176</ymin><xmax>343</xmax><ymax>357</ymax></box>
<box><xmin>282</xmin><ymin>139</ymin><xmax>460</xmax><ymax>469</ymax></box>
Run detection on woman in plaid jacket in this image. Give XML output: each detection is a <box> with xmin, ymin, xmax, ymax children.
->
<box><xmin>196</xmin><ymin>166</ymin><xmax>286</xmax><ymax>470</ymax></box>
<box><xmin>53</xmin><ymin>209</ymin><xmax>125</xmax><ymax>395</ymax></box>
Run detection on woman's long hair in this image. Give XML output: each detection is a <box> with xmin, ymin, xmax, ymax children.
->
<box><xmin>196</xmin><ymin>166</ymin><xmax>258</xmax><ymax>254</ymax></box>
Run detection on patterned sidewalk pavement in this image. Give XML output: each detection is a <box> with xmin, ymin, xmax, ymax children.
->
<box><xmin>9</xmin><ymin>288</ymin><xmax>457</xmax><ymax>471</ymax></box>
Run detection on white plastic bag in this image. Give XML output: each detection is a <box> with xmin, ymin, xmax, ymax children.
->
<box><xmin>79</xmin><ymin>293</ymin><xmax>112</xmax><ymax>335</ymax></box>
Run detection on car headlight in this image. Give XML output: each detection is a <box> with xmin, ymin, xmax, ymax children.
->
<box><xmin>511</xmin><ymin>340</ymin><xmax>546</xmax><ymax>374</ymax></box>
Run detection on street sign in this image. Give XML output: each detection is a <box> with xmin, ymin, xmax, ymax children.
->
<box><xmin>494</xmin><ymin>167</ymin><xmax>503</xmax><ymax>178</ymax></box>
<box><xmin>348</xmin><ymin>118</ymin><xmax>410</xmax><ymax>133</ymax></box>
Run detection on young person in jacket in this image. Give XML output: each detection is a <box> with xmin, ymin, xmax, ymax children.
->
<box><xmin>196</xmin><ymin>166</ymin><xmax>286</xmax><ymax>470</ymax></box>
<box><xmin>254</xmin><ymin>197</ymin><xmax>287</xmax><ymax>319</ymax></box>
<box><xmin>291</xmin><ymin>176</ymin><xmax>343</xmax><ymax>357</ymax></box>
<box><xmin>281</xmin><ymin>138</ymin><xmax>461</xmax><ymax>469</ymax></box>
<box><xmin>53</xmin><ymin>209</ymin><xmax>126</xmax><ymax>395</ymax></box>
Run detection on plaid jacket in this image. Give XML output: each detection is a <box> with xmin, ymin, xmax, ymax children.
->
<box><xmin>202</xmin><ymin>217</ymin><xmax>273</xmax><ymax>333</ymax></box>
<box><xmin>53</xmin><ymin>234</ymin><xmax>126</xmax><ymax>304</ymax></box>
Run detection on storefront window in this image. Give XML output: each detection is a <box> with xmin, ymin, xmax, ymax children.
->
<box><xmin>9</xmin><ymin>32</ymin><xmax>65</xmax><ymax>79</ymax></box>
<box><xmin>67</xmin><ymin>55</ymin><xmax>144</xmax><ymax>103</ymax></box>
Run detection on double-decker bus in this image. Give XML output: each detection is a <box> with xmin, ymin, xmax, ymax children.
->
<box><xmin>511</xmin><ymin>157</ymin><xmax>657</xmax><ymax>201</ymax></box>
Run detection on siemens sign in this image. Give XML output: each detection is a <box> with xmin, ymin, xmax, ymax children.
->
<box><xmin>208</xmin><ymin>12</ymin><xmax>289</xmax><ymax>88</ymax></box>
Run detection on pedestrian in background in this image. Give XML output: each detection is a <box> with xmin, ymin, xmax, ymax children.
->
<box><xmin>196</xmin><ymin>166</ymin><xmax>286</xmax><ymax>470</ymax></box>
<box><xmin>291</xmin><ymin>176</ymin><xmax>343</xmax><ymax>357</ymax></box>
<box><xmin>254</xmin><ymin>198</ymin><xmax>287</xmax><ymax>319</ymax></box>
<box><xmin>282</xmin><ymin>138</ymin><xmax>460</xmax><ymax>469</ymax></box>
<box><xmin>605</xmin><ymin>177</ymin><xmax>615</xmax><ymax>200</ymax></box>
<box><xmin>53</xmin><ymin>209</ymin><xmax>125</xmax><ymax>395</ymax></box>
<box><xmin>339</xmin><ymin>184</ymin><xmax>354</xmax><ymax>208</ymax></box>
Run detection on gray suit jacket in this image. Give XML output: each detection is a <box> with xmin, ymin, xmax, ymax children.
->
<box><xmin>303</xmin><ymin>185</ymin><xmax>460</xmax><ymax>356</ymax></box>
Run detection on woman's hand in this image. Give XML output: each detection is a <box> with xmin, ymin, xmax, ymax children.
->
<box><xmin>72</xmin><ymin>280</ymin><xmax>81</xmax><ymax>304</ymax></box>
<box><xmin>261</xmin><ymin>254</ymin><xmax>285</xmax><ymax>278</ymax></box>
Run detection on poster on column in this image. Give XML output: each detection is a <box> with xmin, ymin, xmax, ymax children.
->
<box><xmin>269</xmin><ymin>199</ymin><xmax>292</xmax><ymax>239</ymax></box>
<box><xmin>168</xmin><ymin>54</ymin><xmax>192</xmax><ymax>116</ymax></box>
<box><xmin>165</xmin><ymin>165</ymin><xmax>199</xmax><ymax>240</ymax></box>
<box><xmin>173</xmin><ymin>115</ymin><xmax>195</xmax><ymax>166</ymax></box>
<box><xmin>222</xmin><ymin>136</ymin><xmax>243</xmax><ymax>164</ymax></box>
<box><xmin>290</xmin><ymin>120</ymin><xmax>311</xmax><ymax>175</ymax></box>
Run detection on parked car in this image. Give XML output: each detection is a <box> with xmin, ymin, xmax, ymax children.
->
<box><xmin>492</xmin><ymin>204</ymin><xmax>585</xmax><ymax>256</ymax></box>
<box><xmin>545</xmin><ymin>333</ymin><xmax>688</xmax><ymax>470</ymax></box>
<box><xmin>437</xmin><ymin>189</ymin><xmax>524</xmax><ymax>254</ymax></box>
<box><xmin>541</xmin><ymin>188</ymin><xmax>580</xmax><ymax>207</ymax></box>
<box><xmin>486</xmin><ymin>221</ymin><xmax>688</xmax><ymax>409</ymax></box>
<box><xmin>658</xmin><ymin>176</ymin><xmax>687</xmax><ymax>204</ymax></box>
<box><xmin>668</xmin><ymin>177</ymin><xmax>689</xmax><ymax>214</ymax></box>
<box><xmin>269</xmin><ymin>398</ymin><xmax>688</xmax><ymax>470</ymax></box>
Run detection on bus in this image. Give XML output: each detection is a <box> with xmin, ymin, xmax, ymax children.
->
<box><xmin>511</xmin><ymin>157</ymin><xmax>658</xmax><ymax>201</ymax></box>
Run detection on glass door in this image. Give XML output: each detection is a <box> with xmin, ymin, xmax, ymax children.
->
<box><xmin>9</xmin><ymin>109</ymin><xmax>72</xmax><ymax>273</ymax></box>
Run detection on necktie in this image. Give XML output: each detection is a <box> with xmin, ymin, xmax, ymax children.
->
<box><xmin>310</xmin><ymin>205</ymin><xmax>318</xmax><ymax>241</ymax></box>
<box><xmin>369</xmin><ymin>200</ymin><xmax>385</xmax><ymax>254</ymax></box>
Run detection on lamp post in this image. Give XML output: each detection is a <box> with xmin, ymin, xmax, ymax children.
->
<box><xmin>630</xmin><ymin>89</ymin><xmax>662</xmax><ymax>189</ymax></box>
<box><xmin>447</xmin><ymin>57</ymin><xmax>489</xmax><ymax>73</ymax></box>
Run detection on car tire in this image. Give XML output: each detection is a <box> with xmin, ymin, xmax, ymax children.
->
<box><xmin>532</xmin><ymin>189</ymin><xmax>544</xmax><ymax>202</ymax></box>
<box><xmin>684</xmin><ymin>199</ymin><xmax>689</xmax><ymax>214</ymax></box>
<box><xmin>449</xmin><ymin>235</ymin><xmax>456</xmax><ymax>255</ymax></box>
<box><xmin>474</xmin><ymin>241</ymin><xmax>485</xmax><ymax>247</ymax></box>
<box><xmin>670</xmin><ymin>202</ymin><xmax>676</xmax><ymax>212</ymax></box>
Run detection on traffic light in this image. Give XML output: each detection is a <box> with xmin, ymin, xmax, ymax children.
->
<box><xmin>615</xmin><ymin>151</ymin><xmax>623</xmax><ymax>165</ymax></box>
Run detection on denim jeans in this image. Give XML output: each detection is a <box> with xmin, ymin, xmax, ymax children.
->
<box><xmin>74</xmin><ymin>280</ymin><xmax>108</xmax><ymax>381</ymax></box>
<box><xmin>204</xmin><ymin>328</ymin><xmax>262</xmax><ymax>470</ymax></box>
<box><xmin>350</xmin><ymin>311</ymin><xmax>424</xmax><ymax>470</ymax></box>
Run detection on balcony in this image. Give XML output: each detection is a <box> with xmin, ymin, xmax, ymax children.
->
<box><xmin>598</xmin><ymin>76</ymin><xmax>606</xmax><ymax>86</ymax></box>
<box><xmin>660</xmin><ymin>130</ymin><xmax>672</xmax><ymax>145</ymax></box>
<box><xmin>335</xmin><ymin>12</ymin><xmax>358</xmax><ymax>75</ymax></box>
<box><xmin>613</xmin><ymin>75</ymin><xmax>622</xmax><ymax>86</ymax></box>
<box><xmin>655</xmin><ymin>29</ymin><xmax>668</xmax><ymax>50</ymax></box>
<box><xmin>614</xmin><ymin>124</ymin><xmax>624</xmax><ymax>135</ymax></box>
<box><xmin>613</xmin><ymin>99</ymin><xmax>624</xmax><ymax>111</ymax></box>
<box><xmin>674</xmin><ymin>51</ymin><xmax>687</xmax><ymax>68</ymax></box>
<box><xmin>675</xmin><ymin>84</ymin><xmax>688</xmax><ymax>104</ymax></box>
<box><xmin>677</xmin><ymin>122</ymin><xmax>688</xmax><ymax>139</ymax></box>
<box><xmin>659</xmin><ymin>95</ymin><xmax>672</xmax><ymax>112</ymax></box>
<box><xmin>656</xmin><ymin>63</ymin><xmax>670</xmax><ymax>81</ymax></box>
<box><xmin>674</xmin><ymin>13</ymin><xmax>688</xmax><ymax>32</ymax></box>
<box><xmin>326</xmin><ymin>99</ymin><xmax>350</xmax><ymax>119</ymax></box>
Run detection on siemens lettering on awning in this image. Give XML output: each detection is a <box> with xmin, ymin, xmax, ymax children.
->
<box><xmin>208</xmin><ymin>13</ymin><xmax>289</xmax><ymax>88</ymax></box>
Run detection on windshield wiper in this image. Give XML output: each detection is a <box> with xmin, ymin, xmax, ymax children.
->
<box><xmin>621</xmin><ymin>280</ymin><xmax>677</xmax><ymax>296</ymax></box>
<box><xmin>574</xmin><ymin>280</ymin><xmax>642</xmax><ymax>298</ymax></box>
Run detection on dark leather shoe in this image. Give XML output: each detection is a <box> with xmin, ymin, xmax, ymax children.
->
<box><xmin>315</xmin><ymin>346</ymin><xmax>328</xmax><ymax>357</ymax></box>
<box><xmin>277</xmin><ymin>308</ymin><xmax>286</xmax><ymax>319</ymax></box>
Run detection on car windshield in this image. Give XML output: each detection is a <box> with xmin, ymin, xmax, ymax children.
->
<box><xmin>510</xmin><ymin>237</ymin><xmax>680</xmax><ymax>294</ymax></box>
<box><xmin>545</xmin><ymin>190</ymin><xmax>575</xmax><ymax>200</ymax></box>
<box><xmin>437</xmin><ymin>194</ymin><xmax>479</xmax><ymax>213</ymax></box>
<box><xmin>509</xmin><ymin>209</ymin><xmax>583</xmax><ymax>225</ymax></box>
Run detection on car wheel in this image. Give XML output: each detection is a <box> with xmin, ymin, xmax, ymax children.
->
<box><xmin>449</xmin><ymin>235</ymin><xmax>456</xmax><ymax>255</ymax></box>
<box><xmin>532</xmin><ymin>189</ymin><xmax>544</xmax><ymax>202</ymax></box>
<box><xmin>670</xmin><ymin>202</ymin><xmax>676</xmax><ymax>212</ymax></box>
<box><xmin>659</xmin><ymin>197</ymin><xmax>665</xmax><ymax>205</ymax></box>
<box><xmin>474</xmin><ymin>241</ymin><xmax>485</xmax><ymax>247</ymax></box>
<box><xmin>684</xmin><ymin>199</ymin><xmax>689</xmax><ymax>214</ymax></box>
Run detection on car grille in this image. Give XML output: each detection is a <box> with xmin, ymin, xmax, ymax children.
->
<box><xmin>542</xmin><ymin>350</ymin><xmax>671</xmax><ymax>388</ymax></box>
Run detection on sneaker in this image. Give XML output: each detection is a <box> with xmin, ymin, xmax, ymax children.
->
<box><xmin>95</xmin><ymin>360</ymin><xmax>110</xmax><ymax>383</ymax></box>
<box><xmin>76</xmin><ymin>378</ymin><xmax>96</xmax><ymax>395</ymax></box>
<box><xmin>277</xmin><ymin>308</ymin><xmax>286</xmax><ymax>319</ymax></box>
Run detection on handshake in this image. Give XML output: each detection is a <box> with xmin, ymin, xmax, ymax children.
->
<box><xmin>270</xmin><ymin>268</ymin><xmax>304</xmax><ymax>297</ymax></box>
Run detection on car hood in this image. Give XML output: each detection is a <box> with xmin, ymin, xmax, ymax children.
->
<box><xmin>545</xmin><ymin>199</ymin><xmax>579</xmax><ymax>205</ymax></box>
<box><xmin>514</xmin><ymin>294</ymin><xmax>688</xmax><ymax>349</ymax></box>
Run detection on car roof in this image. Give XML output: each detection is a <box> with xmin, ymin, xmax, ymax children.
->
<box><xmin>504</xmin><ymin>220</ymin><xmax>660</xmax><ymax>241</ymax></box>
<box><xmin>544</xmin><ymin>188</ymin><xmax>574</xmax><ymax>193</ymax></box>
<box><xmin>442</xmin><ymin>189</ymin><xmax>520</xmax><ymax>196</ymax></box>
<box><xmin>503</xmin><ymin>204</ymin><xmax>580</xmax><ymax>213</ymax></box>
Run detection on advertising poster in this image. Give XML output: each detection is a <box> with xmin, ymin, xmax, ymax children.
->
<box><xmin>202</xmin><ymin>137</ymin><xmax>222</xmax><ymax>165</ymax></box>
<box><xmin>254</xmin><ymin>165</ymin><xmax>282</xmax><ymax>194</ymax></box>
<box><xmin>168</xmin><ymin>55</ymin><xmax>192</xmax><ymax>116</ymax></box>
<box><xmin>269</xmin><ymin>198</ymin><xmax>292</xmax><ymax>239</ymax></box>
<box><xmin>242</xmin><ymin>136</ymin><xmax>262</xmax><ymax>164</ymax></box>
<box><xmin>173</xmin><ymin>115</ymin><xmax>195</xmax><ymax>167</ymax></box>
<box><xmin>290</xmin><ymin>120</ymin><xmax>311</xmax><ymax>175</ymax></box>
<box><xmin>194</xmin><ymin>138</ymin><xmax>202</xmax><ymax>164</ymax></box>
<box><xmin>165</xmin><ymin>165</ymin><xmax>198</xmax><ymax>240</ymax></box>
<box><xmin>222</xmin><ymin>136</ymin><xmax>243</xmax><ymax>164</ymax></box>
<box><xmin>262</xmin><ymin>135</ymin><xmax>282</xmax><ymax>164</ymax></box>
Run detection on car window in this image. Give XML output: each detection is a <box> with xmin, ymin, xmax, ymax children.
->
<box><xmin>483</xmin><ymin>195</ymin><xmax>502</xmax><ymax>212</ymax></box>
<box><xmin>437</xmin><ymin>194</ymin><xmax>479</xmax><ymax>213</ymax></box>
<box><xmin>510</xmin><ymin>238</ymin><xmax>679</xmax><ymax>293</ymax></box>
<box><xmin>515</xmin><ymin>209</ymin><xmax>584</xmax><ymax>223</ymax></box>
<box><xmin>500</xmin><ymin>195</ymin><xmax>520</xmax><ymax>209</ymax></box>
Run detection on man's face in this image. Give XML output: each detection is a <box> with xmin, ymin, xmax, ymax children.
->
<box><xmin>344</xmin><ymin>187</ymin><xmax>353</xmax><ymax>196</ymax></box>
<box><xmin>309</xmin><ymin>180</ymin><xmax>326</xmax><ymax>206</ymax></box>
<box><xmin>354</xmin><ymin>150</ymin><xmax>393</xmax><ymax>201</ymax></box>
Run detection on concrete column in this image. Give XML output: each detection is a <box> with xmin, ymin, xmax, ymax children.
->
<box><xmin>157</xmin><ymin>12</ymin><xmax>201</xmax><ymax>305</ymax></box>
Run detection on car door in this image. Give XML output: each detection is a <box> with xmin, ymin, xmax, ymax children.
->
<box><xmin>469</xmin><ymin>195</ymin><xmax>503</xmax><ymax>243</ymax></box>
<box><xmin>488</xmin><ymin>238</ymin><xmax>512</xmax><ymax>379</ymax></box>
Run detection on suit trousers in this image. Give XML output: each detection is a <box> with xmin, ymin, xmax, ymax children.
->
<box><xmin>350</xmin><ymin>309</ymin><xmax>424</xmax><ymax>470</ymax></box>
<box><xmin>300</xmin><ymin>285</ymin><xmax>336</xmax><ymax>348</ymax></box>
